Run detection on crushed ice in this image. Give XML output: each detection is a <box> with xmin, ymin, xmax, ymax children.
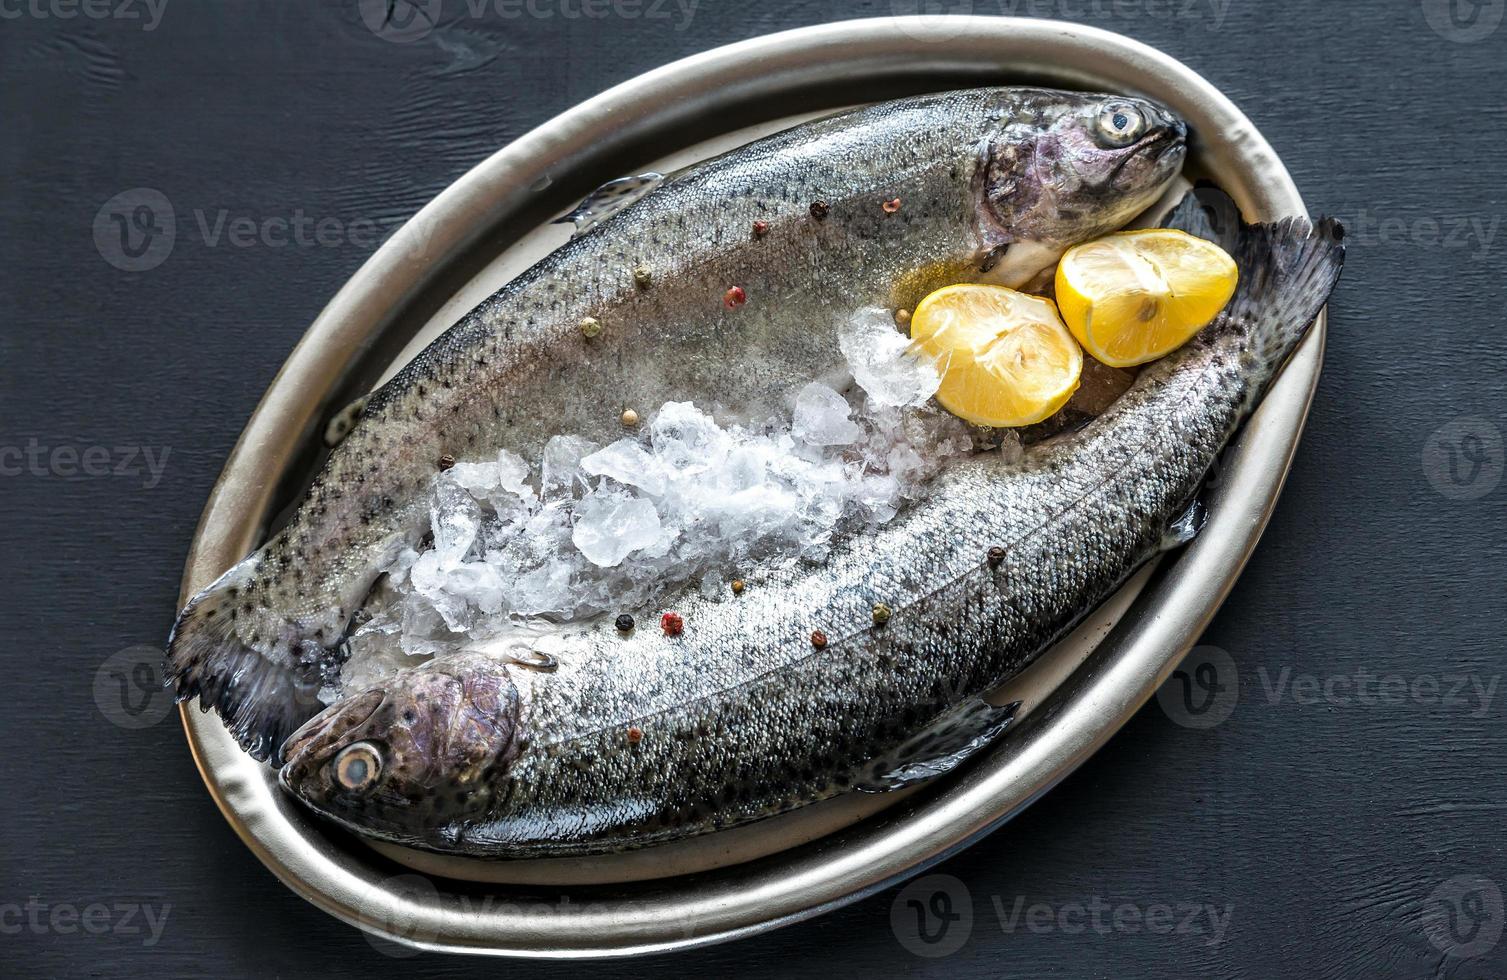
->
<box><xmin>326</xmin><ymin>308</ymin><xmax>993</xmax><ymax>699</ymax></box>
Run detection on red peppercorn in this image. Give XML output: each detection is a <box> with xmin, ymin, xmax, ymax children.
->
<box><xmin>626</xmin><ymin>726</ymin><xmax>643</xmax><ymax>744</ymax></box>
<box><xmin>883</xmin><ymin>197</ymin><xmax>902</xmax><ymax>214</ymax></box>
<box><xmin>811</xmin><ymin>630</ymin><xmax>828</xmax><ymax>649</ymax></box>
<box><xmin>752</xmin><ymin>220</ymin><xmax>769</xmax><ymax>238</ymax></box>
<box><xmin>661</xmin><ymin>612</ymin><xmax>684</xmax><ymax>636</ymax></box>
<box><xmin>724</xmin><ymin>286</ymin><xmax>747</xmax><ymax>309</ymax></box>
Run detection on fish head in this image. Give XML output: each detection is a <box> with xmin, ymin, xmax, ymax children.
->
<box><xmin>278</xmin><ymin>655</ymin><xmax>521</xmax><ymax>844</ymax></box>
<box><xmin>977</xmin><ymin>91</ymin><xmax>1188</xmax><ymax>251</ymax></box>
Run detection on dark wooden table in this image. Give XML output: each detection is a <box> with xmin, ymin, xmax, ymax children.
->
<box><xmin>4</xmin><ymin>1</ymin><xmax>1504</xmax><ymax>976</ymax></box>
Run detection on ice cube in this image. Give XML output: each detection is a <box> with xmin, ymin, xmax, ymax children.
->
<box><xmin>792</xmin><ymin>382</ymin><xmax>861</xmax><ymax>446</ymax></box>
<box><xmin>581</xmin><ymin>439</ymin><xmax>668</xmax><ymax>496</ymax></box>
<box><xmin>571</xmin><ymin>488</ymin><xmax>665</xmax><ymax>568</ymax></box>
<box><xmin>649</xmin><ymin>401</ymin><xmax>730</xmax><ymax>472</ymax></box>
<box><xmin>839</xmin><ymin>307</ymin><xmax>943</xmax><ymax>408</ymax></box>
<box><xmin>541</xmin><ymin>434</ymin><xmax>598</xmax><ymax>499</ymax></box>
<box><xmin>430</xmin><ymin>476</ymin><xmax>482</xmax><ymax>568</ymax></box>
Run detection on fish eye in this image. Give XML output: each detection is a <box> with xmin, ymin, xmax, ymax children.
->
<box><xmin>1096</xmin><ymin>104</ymin><xmax>1146</xmax><ymax>146</ymax></box>
<box><xmin>333</xmin><ymin>741</ymin><xmax>382</xmax><ymax>793</ymax></box>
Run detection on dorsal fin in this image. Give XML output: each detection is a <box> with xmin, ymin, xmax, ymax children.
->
<box><xmin>553</xmin><ymin>173</ymin><xmax>665</xmax><ymax>238</ymax></box>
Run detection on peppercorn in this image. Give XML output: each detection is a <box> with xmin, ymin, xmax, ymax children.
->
<box><xmin>615</xmin><ymin>613</ymin><xmax>635</xmax><ymax>632</ymax></box>
<box><xmin>620</xmin><ymin>408</ymin><xmax>640</xmax><ymax>427</ymax></box>
<box><xmin>752</xmin><ymin>220</ymin><xmax>769</xmax><ymax>238</ymax></box>
<box><xmin>872</xmin><ymin>602</ymin><xmax>893</xmax><ymax>626</ymax></box>
<box><xmin>988</xmin><ymin>546</ymin><xmax>1006</xmax><ymax>567</ymax></box>
<box><xmin>731</xmin><ymin>579</ymin><xmax>745</xmax><ymax>595</ymax></box>
<box><xmin>661</xmin><ymin>612</ymin><xmax>684</xmax><ymax>636</ymax></box>
<box><xmin>580</xmin><ymin>316</ymin><xmax>602</xmax><ymax>338</ymax></box>
<box><xmin>724</xmin><ymin>286</ymin><xmax>747</xmax><ymax>309</ymax></box>
<box><xmin>811</xmin><ymin>630</ymin><xmax>828</xmax><ymax>649</ymax></box>
<box><xmin>810</xmin><ymin>200</ymin><xmax>830</xmax><ymax>221</ymax></box>
<box><xmin>633</xmin><ymin>266</ymin><xmax>652</xmax><ymax>289</ymax></box>
<box><xmin>883</xmin><ymin>197</ymin><xmax>902</xmax><ymax>214</ymax></box>
<box><xmin>437</xmin><ymin>454</ymin><xmax>456</xmax><ymax>471</ymax></box>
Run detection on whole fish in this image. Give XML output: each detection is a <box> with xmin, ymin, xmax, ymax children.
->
<box><xmin>168</xmin><ymin>87</ymin><xmax>1189</xmax><ymax>760</ymax></box>
<box><xmin>277</xmin><ymin>190</ymin><xmax>1343</xmax><ymax>857</ymax></box>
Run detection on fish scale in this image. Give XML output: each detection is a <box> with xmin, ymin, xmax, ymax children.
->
<box><xmin>170</xmin><ymin>87</ymin><xmax>1188</xmax><ymax>760</ymax></box>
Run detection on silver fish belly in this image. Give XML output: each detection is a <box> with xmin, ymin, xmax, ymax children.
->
<box><xmin>277</xmin><ymin>193</ymin><xmax>1345</xmax><ymax>857</ymax></box>
<box><xmin>168</xmin><ymin>87</ymin><xmax>1187</xmax><ymax>760</ymax></box>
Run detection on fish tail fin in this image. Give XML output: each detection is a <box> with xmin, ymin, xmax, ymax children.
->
<box><xmin>167</xmin><ymin>550</ymin><xmax>335</xmax><ymax>763</ymax></box>
<box><xmin>1166</xmin><ymin>186</ymin><xmax>1346</xmax><ymax>382</ymax></box>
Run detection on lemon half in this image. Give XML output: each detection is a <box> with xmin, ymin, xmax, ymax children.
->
<box><xmin>910</xmin><ymin>284</ymin><xmax>1082</xmax><ymax>428</ymax></box>
<box><xmin>1055</xmin><ymin>229</ymin><xmax>1238</xmax><ymax>368</ymax></box>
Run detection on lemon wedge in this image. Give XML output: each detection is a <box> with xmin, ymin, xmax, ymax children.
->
<box><xmin>1055</xmin><ymin>229</ymin><xmax>1238</xmax><ymax>368</ymax></box>
<box><xmin>910</xmin><ymin>284</ymin><xmax>1082</xmax><ymax>428</ymax></box>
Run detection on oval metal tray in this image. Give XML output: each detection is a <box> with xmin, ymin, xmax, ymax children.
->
<box><xmin>177</xmin><ymin>16</ymin><xmax>1323</xmax><ymax>957</ymax></box>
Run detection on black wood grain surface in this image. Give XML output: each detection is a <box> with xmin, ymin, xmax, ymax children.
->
<box><xmin>3</xmin><ymin>1</ymin><xmax>1504</xmax><ymax>976</ymax></box>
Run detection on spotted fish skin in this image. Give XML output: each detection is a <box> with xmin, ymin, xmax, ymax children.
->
<box><xmin>168</xmin><ymin>88</ymin><xmax>1187</xmax><ymax>761</ymax></box>
<box><xmin>278</xmin><ymin>193</ymin><xmax>1344</xmax><ymax>857</ymax></box>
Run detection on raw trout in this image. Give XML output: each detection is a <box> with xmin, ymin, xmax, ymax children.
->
<box><xmin>277</xmin><ymin>191</ymin><xmax>1344</xmax><ymax>857</ymax></box>
<box><xmin>169</xmin><ymin>88</ymin><xmax>1189</xmax><ymax>760</ymax></box>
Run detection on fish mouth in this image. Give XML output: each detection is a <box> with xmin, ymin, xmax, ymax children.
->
<box><xmin>1109</xmin><ymin>124</ymin><xmax>1187</xmax><ymax>187</ymax></box>
<box><xmin>277</xmin><ymin>688</ymin><xmax>385</xmax><ymax>772</ymax></box>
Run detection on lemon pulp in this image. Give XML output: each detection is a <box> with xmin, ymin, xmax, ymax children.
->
<box><xmin>1055</xmin><ymin>229</ymin><xmax>1238</xmax><ymax>368</ymax></box>
<box><xmin>909</xmin><ymin>284</ymin><xmax>1083</xmax><ymax>428</ymax></box>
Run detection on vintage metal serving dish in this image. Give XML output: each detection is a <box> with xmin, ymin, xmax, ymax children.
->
<box><xmin>177</xmin><ymin>16</ymin><xmax>1325</xmax><ymax>956</ymax></box>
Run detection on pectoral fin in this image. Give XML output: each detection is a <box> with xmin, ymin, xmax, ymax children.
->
<box><xmin>854</xmin><ymin>698</ymin><xmax>1022</xmax><ymax>793</ymax></box>
<box><xmin>553</xmin><ymin>173</ymin><xmax>665</xmax><ymax>238</ymax></box>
